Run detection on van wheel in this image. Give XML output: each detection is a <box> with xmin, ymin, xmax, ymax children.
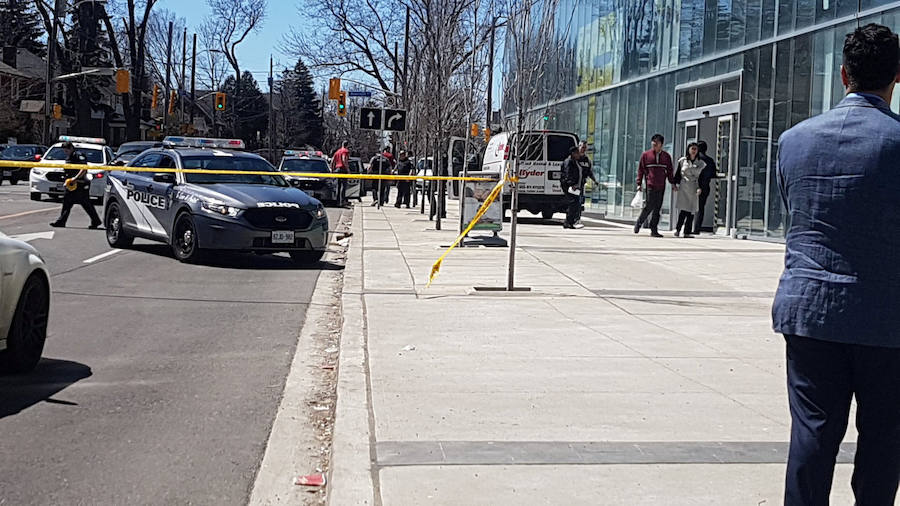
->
<box><xmin>0</xmin><ymin>273</ymin><xmax>49</xmax><ymax>374</ymax></box>
<box><xmin>172</xmin><ymin>213</ymin><xmax>203</xmax><ymax>263</ymax></box>
<box><xmin>30</xmin><ymin>192</ymin><xmax>41</xmax><ymax>201</ymax></box>
<box><xmin>542</xmin><ymin>210</ymin><xmax>554</xmax><ymax>220</ymax></box>
<box><xmin>105</xmin><ymin>202</ymin><xmax>134</xmax><ymax>248</ymax></box>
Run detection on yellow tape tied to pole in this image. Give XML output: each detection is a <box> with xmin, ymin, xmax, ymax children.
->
<box><xmin>427</xmin><ymin>175</ymin><xmax>508</xmax><ymax>287</ymax></box>
<box><xmin>0</xmin><ymin>160</ymin><xmax>493</xmax><ymax>182</ymax></box>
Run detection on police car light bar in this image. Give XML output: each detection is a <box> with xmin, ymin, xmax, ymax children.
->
<box><xmin>59</xmin><ymin>135</ymin><xmax>107</xmax><ymax>145</ymax></box>
<box><xmin>163</xmin><ymin>136</ymin><xmax>246</xmax><ymax>150</ymax></box>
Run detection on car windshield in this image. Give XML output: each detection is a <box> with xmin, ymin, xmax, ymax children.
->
<box><xmin>0</xmin><ymin>146</ymin><xmax>37</xmax><ymax>159</ymax></box>
<box><xmin>281</xmin><ymin>158</ymin><xmax>329</xmax><ymax>173</ymax></box>
<box><xmin>44</xmin><ymin>146</ymin><xmax>104</xmax><ymax>163</ymax></box>
<box><xmin>117</xmin><ymin>145</ymin><xmax>154</xmax><ymax>156</ymax></box>
<box><xmin>182</xmin><ymin>155</ymin><xmax>287</xmax><ymax>186</ymax></box>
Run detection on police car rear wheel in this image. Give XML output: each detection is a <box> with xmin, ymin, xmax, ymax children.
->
<box><xmin>289</xmin><ymin>250</ymin><xmax>325</xmax><ymax>265</ymax></box>
<box><xmin>105</xmin><ymin>202</ymin><xmax>134</xmax><ymax>248</ymax></box>
<box><xmin>0</xmin><ymin>274</ymin><xmax>49</xmax><ymax>374</ymax></box>
<box><xmin>173</xmin><ymin>213</ymin><xmax>202</xmax><ymax>263</ymax></box>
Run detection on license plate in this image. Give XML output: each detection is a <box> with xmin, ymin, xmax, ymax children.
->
<box><xmin>271</xmin><ymin>230</ymin><xmax>295</xmax><ymax>244</ymax></box>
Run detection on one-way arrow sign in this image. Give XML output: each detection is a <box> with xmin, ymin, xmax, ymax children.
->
<box><xmin>383</xmin><ymin>108</ymin><xmax>407</xmax><ymax>132</ymax></box>
<box><xmin>359</xmin><ymin>107</ymin><xmax>383</xmax><ymax>130</ymax></box>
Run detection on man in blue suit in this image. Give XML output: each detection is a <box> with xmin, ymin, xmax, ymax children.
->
<box><xmin>774</xmin><ymin>23</ymin><xmax>900</xmax><ymax>505</ymax></box>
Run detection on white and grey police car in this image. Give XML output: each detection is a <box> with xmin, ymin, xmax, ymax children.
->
<box><xmin>103</xmin><ymin>137</ymin><xmax>329</xmax><ymax>264</ymax></box>
<box><xmin>30</xmin><ymin>135</ymin><xmax>115</xmax><ymax>202</ymax></box>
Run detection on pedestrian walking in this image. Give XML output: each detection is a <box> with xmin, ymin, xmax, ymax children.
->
<box><xmin>368</xmin><ymin>152</ymin><xmax>391</xmax><ymax>207</ymax></box>
<box><xmin>50</xmin><ymin>142</ymin><xmax>102</xmax><ymax>229</ymax></box>
<box><xmin>693</xmin><ymin>140</ymin><xmax>718</xmax><ymax>234</ymax></box>
<box><xmin>394</xmin><ymin>151</ymin><xmax>414</xmax><ymax>208</ymax></box>
<box><xmin>576</xmin><ymin>141</ymin><xmax>598</xmax><ymax>225</ymax></box>
<box><xmin>633</xmin><ymin>134</ymin><xmax>676</xmax><ymax>237</ymax></box>
<box><xmin>330</xmin><ymin>141</ymin><xmax>351</xmax><ymax>207</ymax></box>
<box><xmin>773</xmin><ymin>23</ymin><xmax>900</xmax><ymax>506</ymax></box>
<box><xmin>673</xmin><ymin>142</ymin><xmax>705</xmax><ymax>238</ymax></box>
<box><xmin>560</xmin><ymin>146</ymin><xmax>582</xmax><ymax>229</ymax></box>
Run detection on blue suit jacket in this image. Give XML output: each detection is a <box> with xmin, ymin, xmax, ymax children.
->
<box><xmin>773</xmin><ymin>93</ymin><xmax>900</xmax><ymax>347</ymax></box>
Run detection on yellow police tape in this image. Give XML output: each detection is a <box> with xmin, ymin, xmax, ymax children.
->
<box><xmin>427</xmin><ymin>175</ymin><xmax>509</xmax><ymax>287</ymax></box>
<box><xmin>0</xmin><ymin>159</ymin><xmax>493</xmax><ymax>182</ymax></box>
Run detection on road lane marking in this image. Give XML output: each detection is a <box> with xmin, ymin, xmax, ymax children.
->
<box><xmin>83</xmin><ymin>249</ymin><xmax>122</xmax><ymax>264</ymax></box>
<box><xmin>8</xmin><ymin>231</ymin><xmax>55</xmax><ymax>242</ymax></box>
<box><xmin>0</xmin><ymin>207</ymin><xmax>58</xmax><ymax>220</ymax></box>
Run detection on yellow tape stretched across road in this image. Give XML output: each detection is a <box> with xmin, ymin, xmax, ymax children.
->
<box><xmin>0</xmin><ymin>159</ymin><xmax>494</xmax><ymax>182</ymax></box>
<box><xmin>427</xmin><ymin>175</ymin><xmax>508</xmax><ymax>287</ymax></box>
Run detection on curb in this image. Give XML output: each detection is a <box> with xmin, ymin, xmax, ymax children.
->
<box><xmin>327</xmin><ymin>205</ymin><xmax>377</xmax><ymax>505</ymax></box>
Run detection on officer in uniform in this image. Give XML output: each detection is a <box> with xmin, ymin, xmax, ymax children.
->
<box><xmin>50</xmin><ymin>141</ymin><xmax>102</xmax><ymax>229</ymax></box>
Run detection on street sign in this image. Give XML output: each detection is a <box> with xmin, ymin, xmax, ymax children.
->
<box><xmin>348</xmin><ymin>90</ymin><xmax>372</xmax><ymax>97</ymax></box>
<box><xmin>360</xmin><ymin>107</ymin><xmax>383</xmax><ymax>130</ymax></box>
<box><xmin>383</xmin><ymin>108</ymin><xmax>407</xmax><ymax>132</ymax></box>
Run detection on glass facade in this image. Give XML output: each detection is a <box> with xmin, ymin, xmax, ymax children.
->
<box><xmin>507</xmin><ymin>1</ymin><xmax>900</xmax><ymax>238</ymax></box>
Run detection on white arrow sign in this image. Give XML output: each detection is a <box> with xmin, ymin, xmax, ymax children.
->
<box><xmin>366</xmin><ymin>111</ymin><xmax>377</xmax><ymax>128</ymax></box>
<box><xmin>9</xmin><ymin>231</ymin><xmax>55</xmax><ymax>243</ymax></box>
<box><xmin>387</xmin><ymin>113</ymin><xmax>402</xmax><ymax>129</ymax></box>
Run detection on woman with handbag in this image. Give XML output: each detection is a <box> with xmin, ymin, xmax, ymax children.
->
<box><xmin>673</xmin><ymin>142</ymin><xmax>705</xmax><ymax>238</ymax></box>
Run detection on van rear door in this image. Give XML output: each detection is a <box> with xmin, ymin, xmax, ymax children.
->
<box><xmin>514</xmin><ymin>133</ymin><xmax>547</xmax><ymax>194</ymax></box>
<box><xmin>546</xmin><ymin>133</ymin><xmax>577</xmax><ymax>194</ymax></box>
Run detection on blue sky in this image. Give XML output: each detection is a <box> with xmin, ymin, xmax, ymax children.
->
<box><xmin>156</xmin><ymin>0</ymin><xmax>301</xmax><ymax>91</ymax></box>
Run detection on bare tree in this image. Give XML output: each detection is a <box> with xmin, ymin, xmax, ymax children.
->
<box><xmin>201</xmin><ymin>0</ymin><xmax>266</xmax><ymax>136</ymax></box>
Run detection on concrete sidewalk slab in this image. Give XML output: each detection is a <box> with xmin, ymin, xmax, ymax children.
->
<box><xmin>328</xmin><ymin>199</ymin><xmax>881</xmax><ymax>505</ymax></box>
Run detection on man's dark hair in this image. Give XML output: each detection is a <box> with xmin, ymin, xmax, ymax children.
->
<box><xmin>61</xmin><ymin>142</ymin><xmax>75</xmax><ymax>150</ymax></box>
<box><xmin>651</xmin><ymin>134</ymin><xmax>664</xmax><ymax>144</ymax></box>
<box><xmin>843</xmin><ymin>23</ymin><xmax>900</xmax><ymax>92</ymax></box>
<box><xmin>697</xmin><ymin>140</ymin><xmax>708</xmax><ymax>154</ymax></box>
<box><xmin>569</xmin><ymin>146</ymin><xmax>579</xmax><ymax>155</ymax></box>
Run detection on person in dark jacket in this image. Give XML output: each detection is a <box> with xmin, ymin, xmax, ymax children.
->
<box><xmin>560</xmin><ymin>146</ymin><xmax>582</xmax><ymax>229</ymax></box>
<box><xmin>693</xmin><ymin>140</ymin><xmax>718</xmax><ymax>234</ymax></box>
<box><xmin>774</xmin><ymin>24</ymin><xmax>900</xmax><ymax>506</ymax></box>
<box><xmin>368</xmin><ymin>152</ymin><xmax>392</xmax><ymax>207</ymax></box>
<box><xmin>576</xmin><ymin>141</ymin><xmax>598</xmax><ymax>225</ymax></box>
<box><xmin>50</xmin><ymin>142</ymin><xmax>102</xmax><ymax>228</ymax></box>
<box><xmin>394</xmin><ymin>151</ymin><xmax>414</xmax><ymax>208</ymax></box>
<box><xmin>633</xmin><ymin>134</ymin><xmax>676</xmax><ymax>237</ymax></box>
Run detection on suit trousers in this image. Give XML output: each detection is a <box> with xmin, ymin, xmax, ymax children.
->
<box><xmin>784</xmin><ymin>335</ymin><xmax>900</xmax><ymax>506</ymax></box>
<box><xmin>694</xmin><ymin>186</ymin><xmax>710</xmax><ymax>233</ymax></box>
<box><xmin>55</xmin><ymin>187</ymin><xmax>100</xmax><ymax>226</ymax></box>
<box><xmin>635</xmin><ymin>188</ymin><xmax>665</xmax><ymax>232</ymax></box>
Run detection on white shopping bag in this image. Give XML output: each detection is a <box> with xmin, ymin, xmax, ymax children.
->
<box><xmin>630</xmin><ymin>191</ymin><xmax>644</xmax><ymax>209</ymax></box>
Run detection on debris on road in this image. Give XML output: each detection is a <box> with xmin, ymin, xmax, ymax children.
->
<box><xmin>295</xmin><ymin>473</ymin><xmax>327</xmax><ymax>487</ymax></box>
<box><xmin>401</xmin><ymin>344</ymin><xmax>416</xmax><ymax>352</ymax></box>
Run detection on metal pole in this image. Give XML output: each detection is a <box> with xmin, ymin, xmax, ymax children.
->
<box><xmin>268</xmin><ymin>55</ymin><xmax>274</xmax><ymax>160</ymax></box>
<box><xmin>486</xmin><ymin>14</ymin><xmax>495</xmax><ymax>128</ymax></box>
<box><xmin>403</xmin><ymin>7</ymin><xmax>410</xmax><ymax>101</ymax></box>
<box><xmin>180</xmin><ymin>27</ymin><xmax>187</xmax><ymax>127</ymax></box>
<box><xmin>190</xmin><ymin>33</ymin><xmax>197</xmax><ymax>125</ymax></box>
<box><xmin>164</xmin><ymin>21</ymin><xmax>173</xmax><ymax>131</ymax></box>
<box><xmin>459</xmin><ymin>0</ymin><xmax>479</xmax><ymax>236</ymax></box>
<box><xmin>43</xmin><ymin>0</ymin><xmax>63</xmax><ymax>144</ymax></box>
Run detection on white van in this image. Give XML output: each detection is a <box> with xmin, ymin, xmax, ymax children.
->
<box><xmin>481</xmin><ymin>130</ymin><xmax>579</xmax><ymax>219</ymax></box>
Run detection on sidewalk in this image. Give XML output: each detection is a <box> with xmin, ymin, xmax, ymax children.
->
<box><xmin>329</xmin><ymin>199</ymin><xmax>862</xmax><ymax>505</ymax></box>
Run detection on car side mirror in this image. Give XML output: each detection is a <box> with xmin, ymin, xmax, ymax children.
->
<box><xmin>34</xmin><ymin>154</ymin><xmax>42</xmax><ymax>161</ymax></box>
<box><xmin>152</xmin><ymin>173</ymin><xmax>176</xmax><ymax>184</ymax></box>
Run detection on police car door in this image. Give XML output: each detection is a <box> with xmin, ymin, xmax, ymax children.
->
<box><xmin>148</xmin><ymin>154</ymin><xmax>177</xmax><ymax>238</ymax></box>
<box><xmin>113</xmin><ymin>153</ymin><xmax>168</xmax><ymax>239</ymax></box>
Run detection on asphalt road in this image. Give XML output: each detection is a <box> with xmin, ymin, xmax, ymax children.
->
<box><xmin>0</xmin><ymin>182</ymin><xmax>344</xmax><ymax>505</ymax></box>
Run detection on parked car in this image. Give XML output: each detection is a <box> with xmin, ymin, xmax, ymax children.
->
<box><xmin>0</xmin><ymin>144</ymin><xmax>47</xmax><ymax>185</ymax></box>
<box><xmin>0</xmin><ymin>234</ymin><xmax>51</xmax><ymax>373</ymax></box>
<box><xmin>113</xmin><ymin>141</ymin><xmax>162</xmax><ymax>165</ymax></box>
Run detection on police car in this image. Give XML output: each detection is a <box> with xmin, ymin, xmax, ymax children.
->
<box><xmin>103</xmin><ymin>137</ymin><xmax>329</xmax><ymax>264</ymax></box>
<box><xmin>30</xmin><ymin>136</ymin><xmax>114</xmax><ymax>202</ymax></box>
<box><xmin>277</xmin><ymin>150</ymin><xmax>339</xmax><ymax>203</ymax></box>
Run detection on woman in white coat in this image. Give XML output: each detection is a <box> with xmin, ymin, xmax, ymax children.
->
<box><xmin>674</xmin><ymin>142</ymin><xmax>706</xmax><ymax>238</ymax></box>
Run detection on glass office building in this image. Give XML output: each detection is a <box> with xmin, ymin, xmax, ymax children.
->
<box><xmin>506</xmin><ymin>1</ymin><xmax>900</xmax><ymax>239</ymax></box>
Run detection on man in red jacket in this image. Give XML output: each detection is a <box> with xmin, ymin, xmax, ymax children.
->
<box><xmin>633</xmin><ymin>133</ymin><xmax>676</xmax><ymax>237</ymax></box>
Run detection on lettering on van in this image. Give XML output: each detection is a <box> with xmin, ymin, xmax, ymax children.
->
<box><xmin>518</xmin><ymin>168</ymin><xmax>546</xmax><ymax>178</ymax></box>
<box><xmin>126</xmin><ymin>189</ymin><xmax>168</xmax><ymax>210</ymax></box>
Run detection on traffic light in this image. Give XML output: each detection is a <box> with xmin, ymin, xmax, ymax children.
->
<box><xmin>470</xmin><ymin>123</ymin><xmax>480</xmax><ymax>138</ymax></box>
<box><xmin>215</xmin><ymin>92</ymin><xmax>226</xmax><ymax>111</ymax></box>
<box><xmin>337</xmin><ymin>91</ymin><xmax>347</xmax><ymax>117</ymax></box>
<box><xmin>329</xmin><ymin>78</ymin><xmax>341</xmax><ymax>100</ymax></box>
<box><xmin>52</xmin><ymin>103</ymin><xmax>62</xmax><ymax>120</ymax></box>
<box><xmin>115</xmin><ymin>69</ymin><xmax>131</xmax><ymax>93</ymax></box>
<box><xmin>151</xmin><ymin>84</ymin><xmax>159</xmax><ymax>109</ymax></box>
<box><xmin>168</xmin><ymin>90</ymin><xmax>176</xmax><ymax>115</ymax></box>
<box><xmin>543</xmin><ymin>113</ymin><xmax>549</xmax><ymax>122</ymax></box>
<box><xmin>484</xmin><ymin>127</ymin><xmax>491</xmax><ymax>143</ymax></box>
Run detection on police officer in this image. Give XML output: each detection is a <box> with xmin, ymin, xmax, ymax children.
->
<box><xmin>50</xmin><ymin>141</ymin><xmax>102</xmax><ymax>229</ymax></box>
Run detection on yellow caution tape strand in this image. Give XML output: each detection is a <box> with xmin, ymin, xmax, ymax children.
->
<box><xmin>427</xmin><ymin>175</ymin><xmax>508</xmax><ymax>287</ymax></box>
<box><xmin>0</xmin><ymin>159</ymin><xmax>494</xmax><ymax>182</ymax></box>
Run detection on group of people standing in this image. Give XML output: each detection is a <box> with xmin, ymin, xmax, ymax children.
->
<box><xmin>329</xmin><ymin>144</ymin><xmax>415</xmax><ymax>209</ymax></box>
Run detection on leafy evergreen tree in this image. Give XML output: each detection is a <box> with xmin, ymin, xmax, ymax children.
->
<box><xmin>275</xmin><ymin>58</ymin><xmax>324</xmax><ymax>149</ymax></box>
<box><xmin>0</xmin><ymin>0</ymin><xmax>45</xmax><ymax>56</ymax></box>
<box><xmin>62</xmin><ymin>2</ymin><xmax>114</xmax><ymax>135</ymax></box>
<box><xmin>221</xmin><ymin>71</ymin><xmax>268</xmax><ymax>149</ymax></box>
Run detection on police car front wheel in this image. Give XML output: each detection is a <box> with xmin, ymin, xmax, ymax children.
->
<box><xmin>172</xmin><ymin>213</ymin><xmax>203</xmax><ymax>263</ymax></box>
<box><xmin>105</xmin><ymin>202</ymin><xmax>134</xmax><ymax>248</ymax></box>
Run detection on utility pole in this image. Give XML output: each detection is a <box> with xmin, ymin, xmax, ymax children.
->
<box><xmin>43</xmin><ymin>0</ymin><xmax>63</xmax><ymax>144</ymax></box>
<box><xmin>164</xmin><ymin>21</ymin><xmax>173</xmax><ymax>132</ymax></box>
<box><xmin>180</xmin><ymin>27</ymin><xmax>187</xmax><ymax>128</ymax></box>
<box><xmin>190</xmin><ymin>33</ymin><xmax>197</xmax><ymax>125</ymax></box>
<box><xmin>459</xmin><ymin>0</ymin><xmax>479</xmax><ymax>236</ymax></box>
<box><xmin>486</xmin><ymin>14</ymin><xmax>495</xmax><ymax>128</ymax></box>
<box><xmin>403</xmin><ymin>7</ymin><xmax>410</xmax><ymax>102</ymax></box>
<box><xmin>268</xmin><ymin>55</ymin><xmax>274</xmax><ymax>160</ymax></box>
